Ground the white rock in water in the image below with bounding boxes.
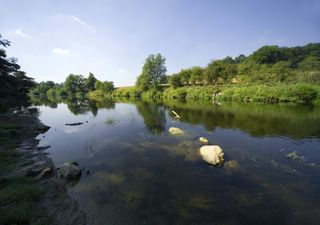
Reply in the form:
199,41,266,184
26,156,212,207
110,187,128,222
199,145,224,166
168,127,184,135
58,161,81,179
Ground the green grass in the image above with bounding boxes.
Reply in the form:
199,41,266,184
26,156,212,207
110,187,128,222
0,121,51,225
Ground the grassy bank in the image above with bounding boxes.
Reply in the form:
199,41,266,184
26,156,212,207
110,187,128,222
0,119,50,225
93,83,320,105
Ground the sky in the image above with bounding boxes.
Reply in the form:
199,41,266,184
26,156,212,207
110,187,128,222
1,0,319,86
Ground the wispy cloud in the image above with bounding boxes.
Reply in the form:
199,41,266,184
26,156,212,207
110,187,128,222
9,28,31,38
53,14,95,31
52,48,71,55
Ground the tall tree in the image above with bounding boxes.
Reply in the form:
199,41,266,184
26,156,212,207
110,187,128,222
136,53,167,91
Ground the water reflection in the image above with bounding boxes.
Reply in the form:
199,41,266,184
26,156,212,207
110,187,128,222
135,101,166,134
163,99,320,139
34,97,320,225
31,95,115,116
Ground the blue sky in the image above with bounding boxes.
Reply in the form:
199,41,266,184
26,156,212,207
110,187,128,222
1,0,319,86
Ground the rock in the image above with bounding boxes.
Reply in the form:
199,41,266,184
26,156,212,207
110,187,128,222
35,166,52,180
168,127,184,135
286,151,305,162
231,77,239,84
57,161,81,179
199,145,224,166
25,160,51,176
199,137,209,143
224,160,239,170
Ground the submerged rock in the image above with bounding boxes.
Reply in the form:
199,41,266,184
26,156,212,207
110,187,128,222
286,151,306,162
224,160,239,170
168,127,184,135
57,161,81,179
199,145,224,166
199,137,209,143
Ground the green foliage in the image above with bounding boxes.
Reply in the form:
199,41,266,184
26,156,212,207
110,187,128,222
168,74,182,88
251,45,287,64
163,86,219,101
219,84,318,104
205,60,237,84
64,74,86,93
136,53,167,91
112,87,141,98
0,34,35,99
85,73,97,91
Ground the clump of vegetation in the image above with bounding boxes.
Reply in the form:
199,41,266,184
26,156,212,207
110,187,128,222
220,83,318,104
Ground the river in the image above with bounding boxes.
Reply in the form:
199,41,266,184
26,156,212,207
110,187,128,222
32,97,320,225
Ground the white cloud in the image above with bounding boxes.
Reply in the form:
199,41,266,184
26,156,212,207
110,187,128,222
53,14,95,31
52,48,71,55
10,28,31,38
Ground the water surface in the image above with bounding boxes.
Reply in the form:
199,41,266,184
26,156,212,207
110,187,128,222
34,97,320,225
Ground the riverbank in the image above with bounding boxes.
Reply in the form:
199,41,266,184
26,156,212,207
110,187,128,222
87,83,320,105
0,109,86,225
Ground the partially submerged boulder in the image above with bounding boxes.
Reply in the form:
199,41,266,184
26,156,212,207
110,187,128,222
199,145,224,166
57,161,81,179
168,127,184,135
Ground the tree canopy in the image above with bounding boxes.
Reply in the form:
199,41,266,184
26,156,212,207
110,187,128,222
136,53,167,91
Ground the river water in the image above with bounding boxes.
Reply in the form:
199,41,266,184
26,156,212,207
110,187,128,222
33,97,320,225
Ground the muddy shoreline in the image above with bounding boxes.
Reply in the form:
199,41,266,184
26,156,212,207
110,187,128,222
0,110,86,225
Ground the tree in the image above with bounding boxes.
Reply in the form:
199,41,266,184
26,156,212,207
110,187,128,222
136,53,167,91
94,80,114,92
299,56,320,71
169,74,182,88
0,34,20,77
13,71,35,93
86,73,97,91
103,81,115,92
190,66,204,84
179,69,192,85
64,74,86,93
94,80,104,90
0,34,35,98
251,45,287,64
234,54,246,63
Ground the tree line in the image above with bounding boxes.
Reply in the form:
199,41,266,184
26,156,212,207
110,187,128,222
167,43,320,88
30,42,320,103
30,73,115,98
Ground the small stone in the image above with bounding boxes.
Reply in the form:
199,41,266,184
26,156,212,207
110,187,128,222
168,127,184,135
199,137,208,143
57,161,81,179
